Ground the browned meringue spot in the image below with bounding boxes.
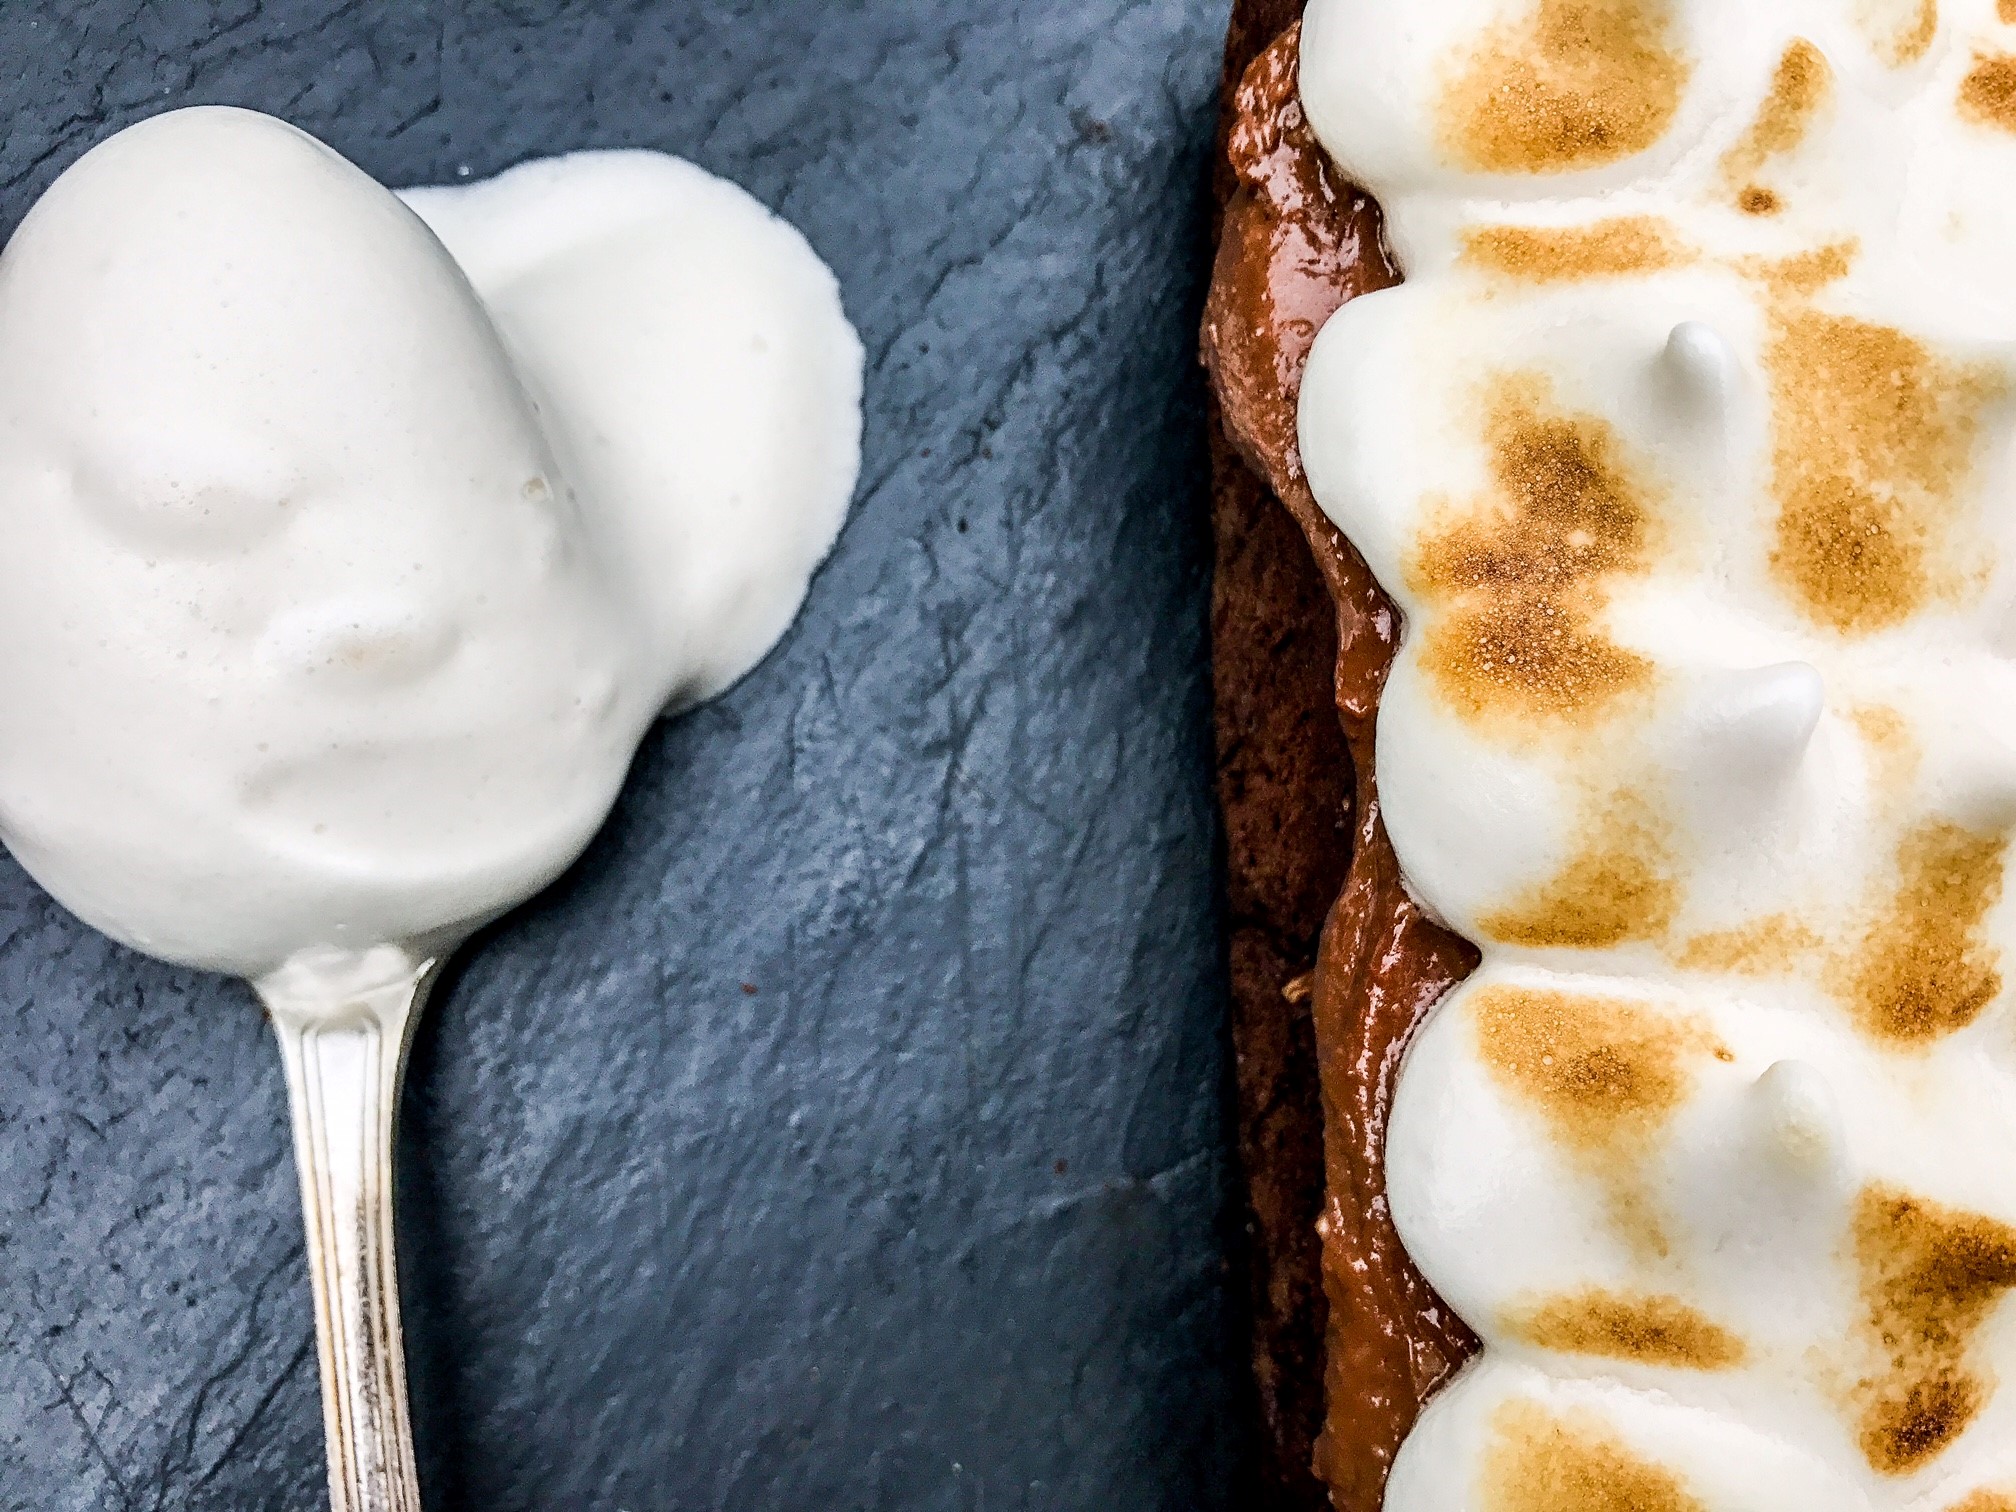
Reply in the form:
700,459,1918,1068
1861,0,1939,67
1503,1288,1747,1369
1483,791,1676,950
2003,0,2016,24
1676,913,1822,974
1950,1493,2016,1512
1833,820,2006,1046
1484,1399,1707,1512
1722,40,1833,214
1411,373,1659,729
1472,985,1727,1154
1739,238,1858,298
1472,971,1729,1261
1851,1185,2016,1475
1960,54,2016,133
1766,310,2001,635
1439,0,1690,175
1462,217,1687,282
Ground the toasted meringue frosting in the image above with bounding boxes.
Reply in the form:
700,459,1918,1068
1299,1,2016,1504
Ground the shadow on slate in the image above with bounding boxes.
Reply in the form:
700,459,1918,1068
0,2,1242,1508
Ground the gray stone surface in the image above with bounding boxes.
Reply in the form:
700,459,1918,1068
0,2,1240,1509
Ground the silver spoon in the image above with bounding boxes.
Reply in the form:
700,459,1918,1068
257,945,444,1512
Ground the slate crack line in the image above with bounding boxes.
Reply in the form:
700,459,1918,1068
37,1349,132,1507
193,1327,316,1491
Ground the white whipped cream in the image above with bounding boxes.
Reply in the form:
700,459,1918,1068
0,108,861,985
1298,1,2016,1505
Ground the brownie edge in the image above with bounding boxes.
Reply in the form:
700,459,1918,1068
1207,5,1350,1506
1209,403,1351,1511
1204,5,1484,1508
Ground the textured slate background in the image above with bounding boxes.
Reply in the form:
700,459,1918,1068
0,2,1240,1508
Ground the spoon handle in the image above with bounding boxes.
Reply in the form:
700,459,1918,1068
263,958,436,1512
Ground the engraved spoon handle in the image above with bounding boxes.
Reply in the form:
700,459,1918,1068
261,955,437,1512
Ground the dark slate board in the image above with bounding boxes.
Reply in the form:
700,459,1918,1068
0,3,1241,1508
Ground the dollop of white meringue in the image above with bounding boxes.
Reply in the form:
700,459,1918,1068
1299,0,2016,1504
0,109,861,982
